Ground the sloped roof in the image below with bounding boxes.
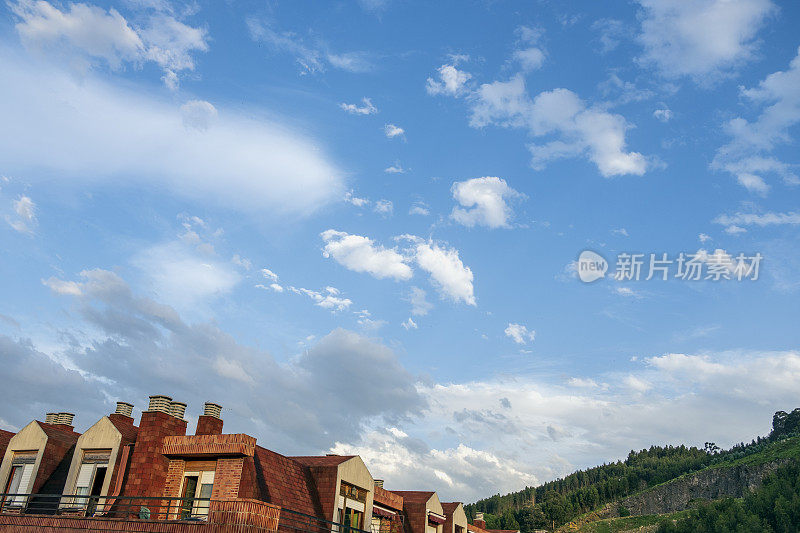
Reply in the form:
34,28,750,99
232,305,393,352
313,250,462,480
442,502,463,514
374,485,404,511
254,445,324,518
108,417,139,444
37,422,80,446
0,429,14,454
389,490,435,504
290,455,357,467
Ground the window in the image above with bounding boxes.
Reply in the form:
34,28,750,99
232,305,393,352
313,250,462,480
72,449,111,513
2,451,36,507
180,468,214,519
340,507,364,532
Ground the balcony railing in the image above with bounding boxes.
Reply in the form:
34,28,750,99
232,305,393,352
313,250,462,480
0,492,368,533
0,492,212,521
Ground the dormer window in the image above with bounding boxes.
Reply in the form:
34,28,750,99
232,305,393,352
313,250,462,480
73,449,111,514
2,451,37,508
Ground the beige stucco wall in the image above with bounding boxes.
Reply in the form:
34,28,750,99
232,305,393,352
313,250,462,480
335,456,375,526
449,503,468,533
426,493,445,533
60,417,122,503
0,421,47,494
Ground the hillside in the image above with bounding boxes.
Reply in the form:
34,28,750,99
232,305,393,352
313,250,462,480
466,409,800,532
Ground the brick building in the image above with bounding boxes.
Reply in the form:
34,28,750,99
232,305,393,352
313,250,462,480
372,482,404,533
0,412,80,510
389,491,446,533
0,395,468,533
442,502,467,533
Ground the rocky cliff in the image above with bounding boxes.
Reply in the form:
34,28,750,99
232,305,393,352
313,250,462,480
610,460,787,517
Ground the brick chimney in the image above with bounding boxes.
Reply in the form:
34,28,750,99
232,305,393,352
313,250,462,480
123,395,187,498
50,412,75,430
109,401,135,426
474,512,486,529
195,402,223,436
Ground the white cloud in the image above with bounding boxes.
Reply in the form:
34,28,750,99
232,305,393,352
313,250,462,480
384,162,405,174
653,108,673,122
592,18,626,53
6,195,38,234
623,374,652,393
246,18,371,75
713,48,800,192
340,97,378,115
131,241,240,309
344,191,370,208
713,211,800,228
450,177,521,229
289,286,352,312
504,323,535,344
407,286,432,316
470,76,647,177
513,47,545,72
413,241,475,305
409,202,429,216
42,277,83,296
401,317,417,330
699,233,712,243
11,0,207,89
611,227,629,237
321,230,412,281
426,64,472,96
374,199,394,217
260,268,279,282
724,225,747,235
636,0,777,81
180,100,217,131
384,123,405,139
231,254,252,270
0,50,343,216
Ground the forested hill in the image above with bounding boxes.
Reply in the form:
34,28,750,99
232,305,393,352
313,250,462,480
464,408,800,532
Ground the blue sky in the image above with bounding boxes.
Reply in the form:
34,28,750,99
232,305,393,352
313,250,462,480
1,0,800,502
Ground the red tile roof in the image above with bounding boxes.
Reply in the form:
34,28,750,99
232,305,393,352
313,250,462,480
108,417,139,444
441,502,462,514
290,455,357,467
37,422,80,445
389,490,435,504
374,485,404,511
253,445,324,518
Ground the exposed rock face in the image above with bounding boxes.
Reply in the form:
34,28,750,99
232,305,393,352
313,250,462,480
612,461,787,517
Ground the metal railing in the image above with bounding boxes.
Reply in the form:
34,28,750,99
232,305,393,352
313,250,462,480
278,507,372,533
0,493,212,521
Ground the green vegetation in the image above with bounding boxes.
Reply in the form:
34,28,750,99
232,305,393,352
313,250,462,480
570,511,689,533
466,409,800,532
656,462,800,533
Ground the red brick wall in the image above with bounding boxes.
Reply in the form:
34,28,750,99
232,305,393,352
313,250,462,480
124,411,187,499
33,436,77,494
306,466,339,523
402,502,428,533
212,457,244,501
237,457,259,501
196,416,224,436
0,498,280,532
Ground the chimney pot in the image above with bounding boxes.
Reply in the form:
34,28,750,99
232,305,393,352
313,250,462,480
169,401,187,420
374,479,384,488
203,402,222,419
45,413,59,424
147,395,172,413
115,402,134,417
56,412,75,426
476,513,484,521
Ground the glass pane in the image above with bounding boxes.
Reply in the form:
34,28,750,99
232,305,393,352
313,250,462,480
181,477,198,519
